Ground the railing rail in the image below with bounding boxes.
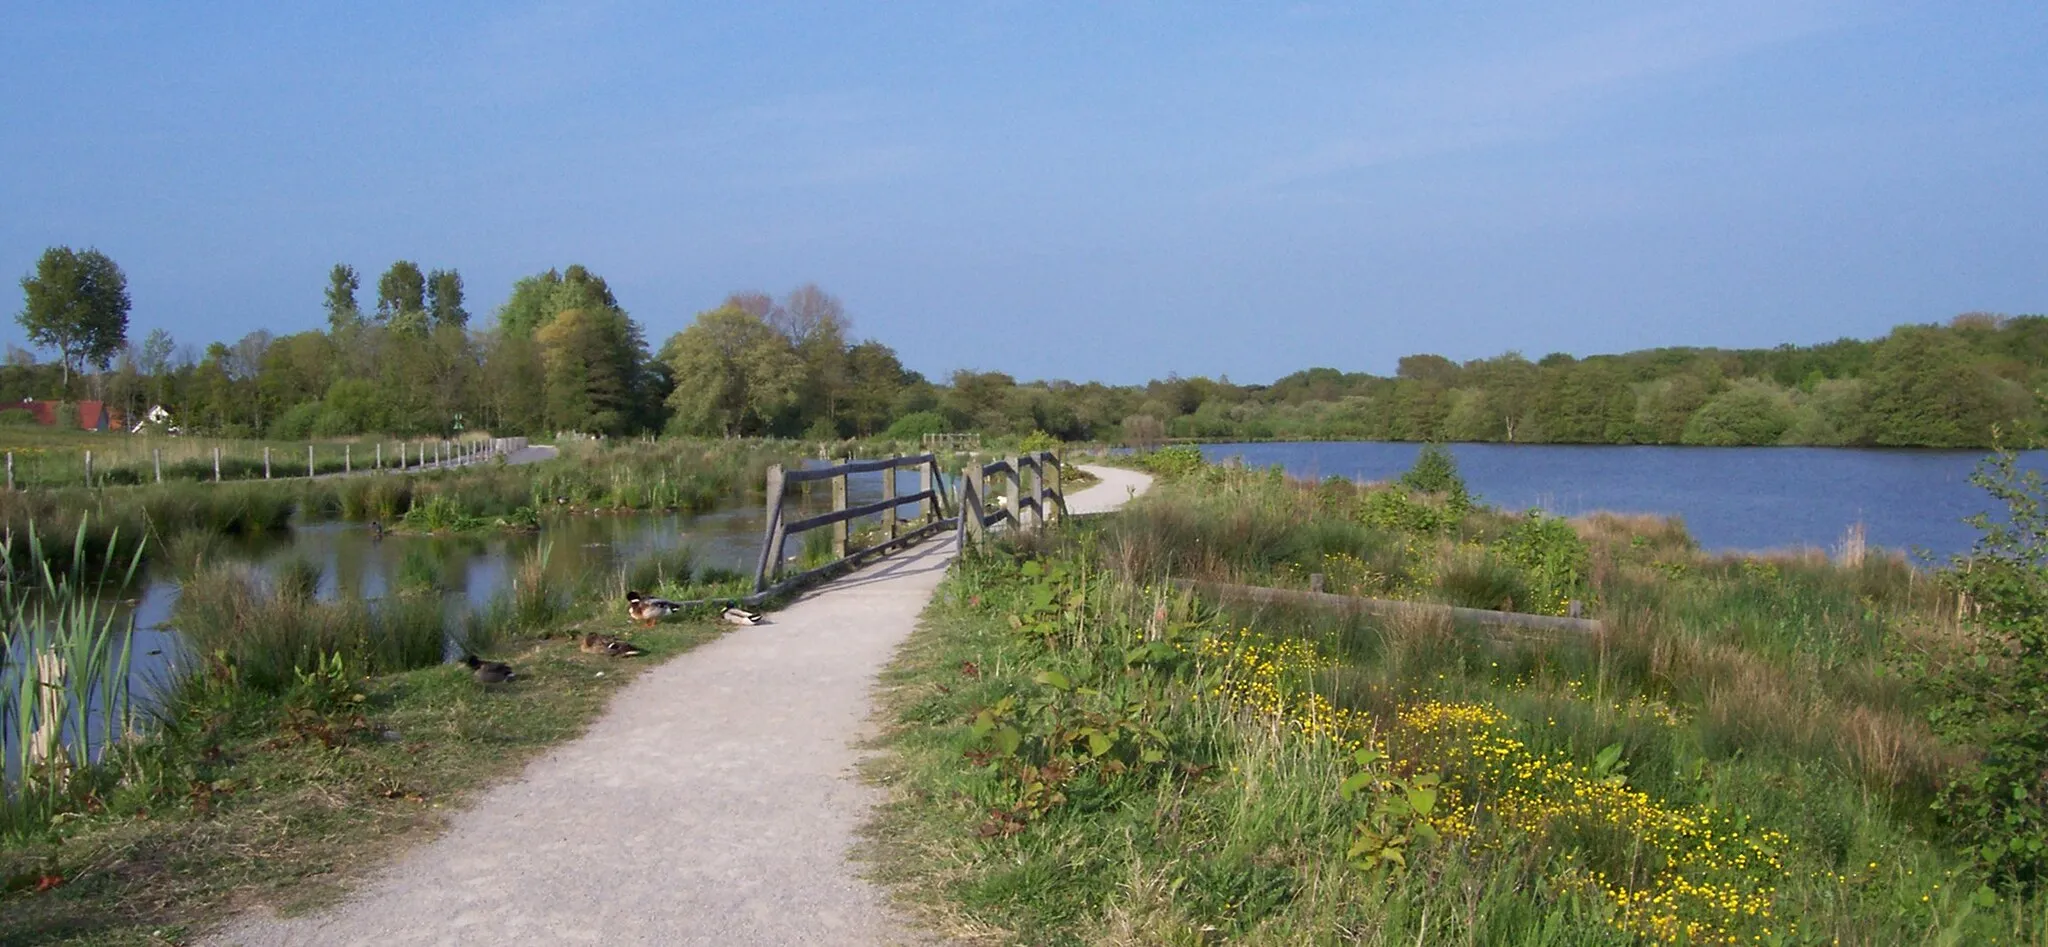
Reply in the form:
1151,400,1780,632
956,450,1064,547
750,453,955,597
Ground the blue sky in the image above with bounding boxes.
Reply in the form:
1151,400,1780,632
3,1,2044,384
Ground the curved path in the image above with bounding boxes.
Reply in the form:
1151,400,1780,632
210,464,1151,947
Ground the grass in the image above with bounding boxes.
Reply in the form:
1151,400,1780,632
860,460,2045,945
0,546,732,946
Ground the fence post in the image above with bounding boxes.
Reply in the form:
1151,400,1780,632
883,458,899,541
213,447,221,482
84,450,92,488
832,458,850,559
5,451,12,490
920,459,935,525
1048,452,1063,520
1029,454,1044,531
1006,454,1020,529
752,464,786,593
307,444,314,478
376,442,382,471
968,463,987,546
345,444,351,474
264,446,271,479
154,448,161,484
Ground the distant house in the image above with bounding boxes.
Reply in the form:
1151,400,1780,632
4,400,57,426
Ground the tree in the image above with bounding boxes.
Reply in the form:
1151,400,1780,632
427,269,468,329
844,340,910,436
660,305,801,436
1681,380,1795,446
536,308,643,435
1864,326,2002,447
375,261,426,322
325,264,362,332
497,265,617,338
17,246,130,387
1121,414,1166,449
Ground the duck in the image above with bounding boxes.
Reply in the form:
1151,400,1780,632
722,606,763,626
626,590,683,627
580,632,644,657
463,654,515,684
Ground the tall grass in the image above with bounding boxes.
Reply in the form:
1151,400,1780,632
173,563,450,694
864,464,2039,944
1,520,144,839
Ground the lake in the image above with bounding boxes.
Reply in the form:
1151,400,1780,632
1196,442,2041,558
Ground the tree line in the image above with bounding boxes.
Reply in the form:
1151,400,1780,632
8,246,2044,448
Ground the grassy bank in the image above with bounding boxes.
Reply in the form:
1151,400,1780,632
862,455,2043,944
0,539,745,946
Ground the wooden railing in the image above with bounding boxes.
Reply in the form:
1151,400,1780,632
750,453,953,596
956,450,1064,547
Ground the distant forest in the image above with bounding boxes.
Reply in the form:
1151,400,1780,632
6,250,2043,449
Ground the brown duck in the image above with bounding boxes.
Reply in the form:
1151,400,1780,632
580,632,644,657
463,654,515,684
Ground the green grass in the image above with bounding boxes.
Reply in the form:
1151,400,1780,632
860,464,2046,945
0,558,730,947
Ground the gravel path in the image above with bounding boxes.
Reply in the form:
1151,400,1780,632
209,464,1150,947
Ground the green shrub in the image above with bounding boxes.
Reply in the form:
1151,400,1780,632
1493,510,1589,615
883,411,949,440
1915,449,2048,888
1143,445,1206,479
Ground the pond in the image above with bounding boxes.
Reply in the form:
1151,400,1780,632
1197,442,2044,558
59,466,945,718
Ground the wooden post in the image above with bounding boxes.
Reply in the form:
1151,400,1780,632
264,446,271,479
967,463,987,545
84,450,92,487
153,448,161,484
753,464,786,592
7,451,16,490
1028,454,1044,531
1048,452,1063,520
376,442,382,470
213,447,221,482
831,458,850,559
1006,454,1020,529
919,459,935,524
307,444,314,478
883,458,899,541
1309,573,1326,594
345,444,351,473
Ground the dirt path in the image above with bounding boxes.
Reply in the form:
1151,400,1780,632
208,464,1150,947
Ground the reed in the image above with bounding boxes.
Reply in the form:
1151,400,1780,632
173,561,454,694
1,520,144,839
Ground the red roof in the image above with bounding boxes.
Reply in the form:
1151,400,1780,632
77,401,107,431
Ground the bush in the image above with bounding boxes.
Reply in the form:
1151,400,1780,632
1493,510,1590,615
1019,429,1060,454
1399,444,1465,496
1916,449,2048,887
883,411,948,440
270,402,322,440
1143,445,1206,479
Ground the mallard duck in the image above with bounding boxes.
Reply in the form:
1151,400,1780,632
369,520,385,541
722,606,762,626
626,590,682,627
580,632,644,657
463,654,515,684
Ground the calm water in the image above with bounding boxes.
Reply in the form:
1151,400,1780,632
1198,442,2044,557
